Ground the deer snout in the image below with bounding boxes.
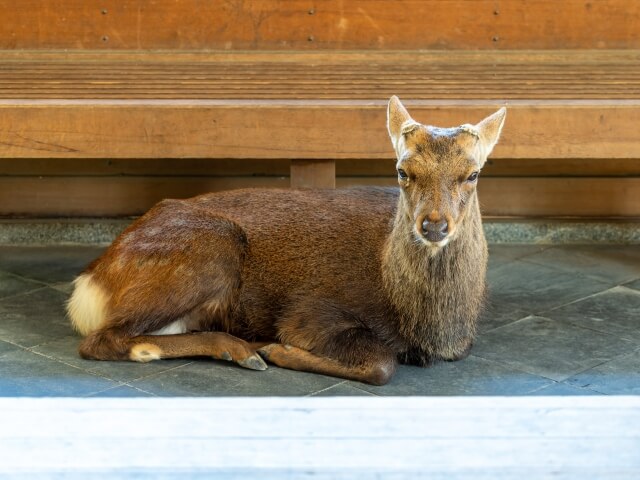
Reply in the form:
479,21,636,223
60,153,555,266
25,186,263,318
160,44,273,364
421,218,449,243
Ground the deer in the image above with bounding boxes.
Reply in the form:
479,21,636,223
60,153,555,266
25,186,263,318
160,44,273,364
67,96,506,386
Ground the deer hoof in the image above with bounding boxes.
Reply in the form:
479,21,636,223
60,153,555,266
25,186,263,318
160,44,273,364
239,353,268,371
256,343,278,360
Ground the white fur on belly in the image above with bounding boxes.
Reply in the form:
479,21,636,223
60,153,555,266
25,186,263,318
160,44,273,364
66,274,109,337
149,318,189,336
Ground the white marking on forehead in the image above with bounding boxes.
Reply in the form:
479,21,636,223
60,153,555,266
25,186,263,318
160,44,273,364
400,120,421,135
458,124,480,138
426,124,480,139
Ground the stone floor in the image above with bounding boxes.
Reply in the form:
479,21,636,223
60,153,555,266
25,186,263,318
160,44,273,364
0,244,638,397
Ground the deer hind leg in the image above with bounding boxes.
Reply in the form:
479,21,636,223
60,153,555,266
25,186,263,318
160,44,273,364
75,202,262,366
79,329,266,370
260,300,397,385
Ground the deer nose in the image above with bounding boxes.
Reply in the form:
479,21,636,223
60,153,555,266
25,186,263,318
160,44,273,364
421,218,449,242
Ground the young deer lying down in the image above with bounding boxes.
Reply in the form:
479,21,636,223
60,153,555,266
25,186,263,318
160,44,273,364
67,97,506,385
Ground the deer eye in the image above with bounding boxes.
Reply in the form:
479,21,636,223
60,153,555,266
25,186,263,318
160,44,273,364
397,169,409,180
467,171,479,182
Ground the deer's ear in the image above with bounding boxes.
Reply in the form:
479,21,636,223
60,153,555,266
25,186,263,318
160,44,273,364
475,107,506,157
387,96,418,150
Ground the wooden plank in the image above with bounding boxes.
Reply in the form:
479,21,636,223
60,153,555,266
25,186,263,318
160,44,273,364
0,158,291,176
347,177,640,217
1,50,639,100
0,1,638,50
0,397,638,478
290,159,336,188
481,158,640,178
0,176,638,217
478,178,640,217
2,49,638,65
0,176,288,217
2,397,639,439
1,100,639,160
1,157,639,178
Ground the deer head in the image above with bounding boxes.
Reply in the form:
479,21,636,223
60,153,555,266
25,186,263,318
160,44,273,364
387,96,506,249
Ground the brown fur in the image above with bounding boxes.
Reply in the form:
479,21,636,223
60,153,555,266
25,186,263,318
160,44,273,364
67,97,506,386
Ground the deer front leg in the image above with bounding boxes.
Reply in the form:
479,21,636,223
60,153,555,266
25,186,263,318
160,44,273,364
258,342,396,386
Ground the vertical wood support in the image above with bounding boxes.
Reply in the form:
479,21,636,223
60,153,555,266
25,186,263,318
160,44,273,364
290,159,336,189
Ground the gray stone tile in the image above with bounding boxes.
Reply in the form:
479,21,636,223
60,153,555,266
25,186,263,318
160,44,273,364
0,246,104,284
566,349,640,395
625,277,640,291
529,382,602,396
544,286,640,345
523,245,640,284
31,335,192,383
355,355,552,396
0,339,20,358
478,301,530,333
309,382,376,396
487,244,551,269
50,282,74,294
0,287,74,347
487,260,610,315
131,361,341,397
0,270,44,300
472,316,636,381
0,349,117,396
87,385,156,397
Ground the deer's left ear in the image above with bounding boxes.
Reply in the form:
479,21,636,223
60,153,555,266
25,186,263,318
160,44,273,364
474,107,506,157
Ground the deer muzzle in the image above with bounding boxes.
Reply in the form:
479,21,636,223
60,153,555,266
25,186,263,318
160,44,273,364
421,218,449,243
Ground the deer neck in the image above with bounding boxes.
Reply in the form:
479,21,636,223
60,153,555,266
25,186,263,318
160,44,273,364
381,192,487,354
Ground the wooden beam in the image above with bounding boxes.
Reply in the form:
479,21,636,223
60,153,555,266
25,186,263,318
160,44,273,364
290,160,336,188
478,177,640,217
0,1,638,50
0,397,638,477
1,157,639,178
0,176,638,217
1,100,639,160
347,177,640,218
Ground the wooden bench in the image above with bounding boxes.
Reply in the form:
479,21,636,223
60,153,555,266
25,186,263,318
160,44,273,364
0,0,638,217
2,397,640,477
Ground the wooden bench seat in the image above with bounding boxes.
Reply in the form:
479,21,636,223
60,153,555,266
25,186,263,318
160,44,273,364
1,50,639,218
2,50,640,161
1,50,639,100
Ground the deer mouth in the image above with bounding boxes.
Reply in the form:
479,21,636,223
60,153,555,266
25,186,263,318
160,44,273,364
423,231,448,243
414,228,451,249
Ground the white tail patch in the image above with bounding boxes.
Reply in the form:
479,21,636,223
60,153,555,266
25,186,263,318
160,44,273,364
66,274,110,337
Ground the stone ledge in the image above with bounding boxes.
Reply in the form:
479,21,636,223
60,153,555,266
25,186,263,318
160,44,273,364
0,218,638,246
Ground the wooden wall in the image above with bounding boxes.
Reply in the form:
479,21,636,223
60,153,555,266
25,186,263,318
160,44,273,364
1,0,638,50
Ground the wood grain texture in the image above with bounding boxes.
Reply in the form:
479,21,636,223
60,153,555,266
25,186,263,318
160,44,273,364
1,100,639,160
0,176,637,217
0,397,638,478
0,1,638,50
1,50,639,100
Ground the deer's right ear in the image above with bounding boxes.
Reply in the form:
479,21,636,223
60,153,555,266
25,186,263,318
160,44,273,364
387,96,418,151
